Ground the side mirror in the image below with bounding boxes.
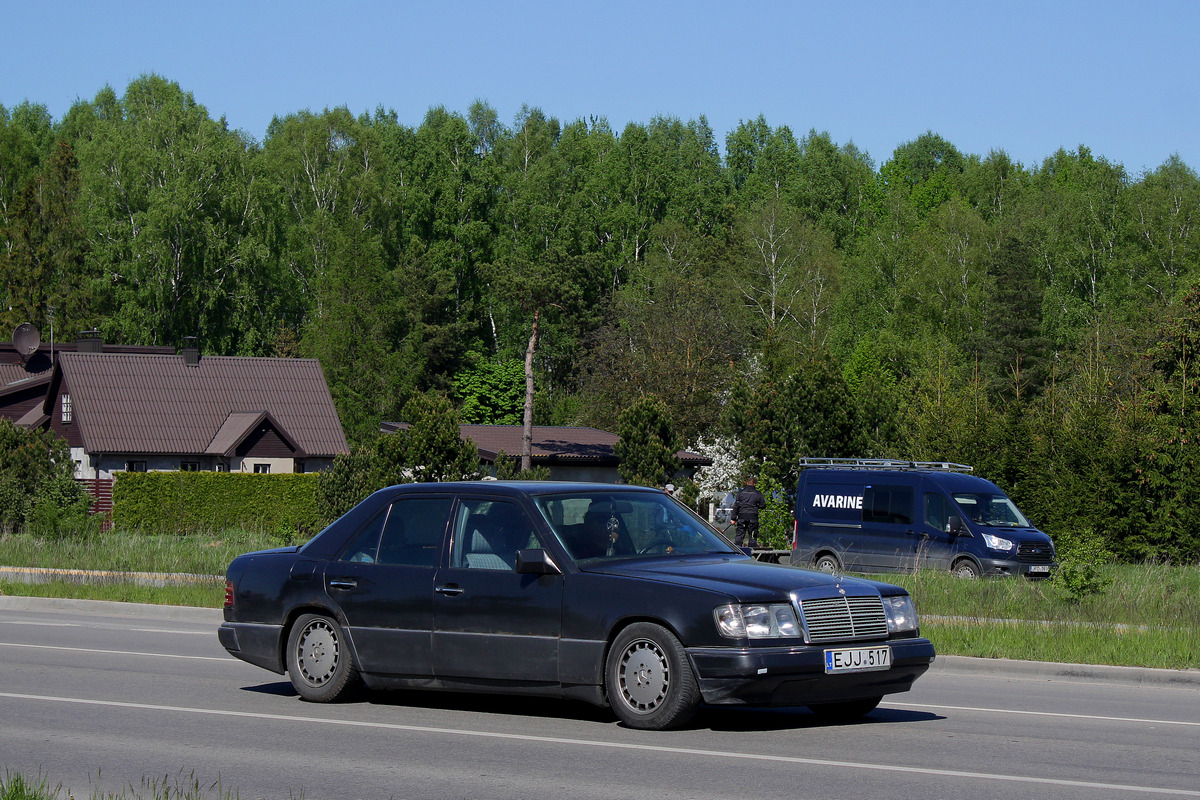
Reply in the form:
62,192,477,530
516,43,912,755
515,548,562,575
945,515,968,537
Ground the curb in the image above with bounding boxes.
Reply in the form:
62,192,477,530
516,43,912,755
0,565,221,587
0,594,221,623
929,653,1200,689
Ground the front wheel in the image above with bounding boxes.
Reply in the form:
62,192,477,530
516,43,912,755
606,623,699,730
286,613,359,702
952,558,981,579
807,696,881,721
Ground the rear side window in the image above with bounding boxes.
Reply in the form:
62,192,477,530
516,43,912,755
863,485,913,525
339,496,452,567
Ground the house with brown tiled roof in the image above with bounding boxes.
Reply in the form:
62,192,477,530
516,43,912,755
19,340,348,481
2,328,173,424
382,422,711,483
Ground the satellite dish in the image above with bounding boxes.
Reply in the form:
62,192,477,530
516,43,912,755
13,323,40,357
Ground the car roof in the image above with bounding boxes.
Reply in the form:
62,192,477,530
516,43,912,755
385,481,666,498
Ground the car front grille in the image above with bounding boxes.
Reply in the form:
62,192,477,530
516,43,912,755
1017,542,1055,563
798,595,889,643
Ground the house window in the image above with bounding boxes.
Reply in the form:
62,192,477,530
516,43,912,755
125,461,147,472
253,463,271,474
181,461,200,472
295,461,306,474
214,462,229,473
61,394,72,423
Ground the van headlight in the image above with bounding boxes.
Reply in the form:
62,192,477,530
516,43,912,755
714,603,802,639
981,533,1014,551
883,595,919,634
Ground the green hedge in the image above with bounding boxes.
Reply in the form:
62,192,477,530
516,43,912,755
112,472,321,538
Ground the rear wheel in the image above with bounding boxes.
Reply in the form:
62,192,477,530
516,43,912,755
814,553,841,573
286,613,359,702
606,623,699,730
807,696,882,721
952,558,981,579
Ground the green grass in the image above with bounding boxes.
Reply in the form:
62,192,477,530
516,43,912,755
0,528,292,577
2,529,1199,670
0,769,241,800
888,564,1200,670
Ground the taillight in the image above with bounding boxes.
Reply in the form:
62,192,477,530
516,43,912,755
223,579,234,608
791,518,798,549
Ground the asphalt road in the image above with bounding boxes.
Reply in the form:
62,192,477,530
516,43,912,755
1,597,1198,800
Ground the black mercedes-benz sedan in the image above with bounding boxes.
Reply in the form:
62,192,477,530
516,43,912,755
219,481,935,730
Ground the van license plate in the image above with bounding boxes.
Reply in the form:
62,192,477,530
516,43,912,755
825,646,891,674
1028,565,1051,574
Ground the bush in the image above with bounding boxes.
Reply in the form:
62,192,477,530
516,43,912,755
1053,526,1114,603
112,472,320,541
0,420,89,534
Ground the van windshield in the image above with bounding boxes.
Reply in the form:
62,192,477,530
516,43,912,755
951,493,1031,528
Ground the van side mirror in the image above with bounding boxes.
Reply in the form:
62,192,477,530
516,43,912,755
515,548,561,575
945,515,968,537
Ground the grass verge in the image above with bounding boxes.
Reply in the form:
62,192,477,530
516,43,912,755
2,530,1198,670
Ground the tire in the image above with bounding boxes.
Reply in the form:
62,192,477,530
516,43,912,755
807,696,882,721
286,613,359,702
952,558,981,579
814,553,841,573
605,623,699,730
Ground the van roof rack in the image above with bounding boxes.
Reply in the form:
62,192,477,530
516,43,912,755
800,457,974,473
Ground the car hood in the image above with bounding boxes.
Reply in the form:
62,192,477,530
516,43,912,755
580,556,900,601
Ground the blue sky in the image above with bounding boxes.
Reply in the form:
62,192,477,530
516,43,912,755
3,0,1197,175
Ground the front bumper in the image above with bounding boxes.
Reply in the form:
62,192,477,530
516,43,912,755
979,557,1056,579
687,636,935,706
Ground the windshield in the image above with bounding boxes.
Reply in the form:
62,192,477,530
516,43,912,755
951,492,1031,528
533,491,740,562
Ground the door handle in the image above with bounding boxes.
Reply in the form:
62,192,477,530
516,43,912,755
327,578,358,590
435,584,464,596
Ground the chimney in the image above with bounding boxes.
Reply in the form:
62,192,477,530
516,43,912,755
181,336,200,367
76,329,103,353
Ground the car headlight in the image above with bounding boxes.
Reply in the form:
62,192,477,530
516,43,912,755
981,533,1014,551
883,594,919,635
714,603,802,639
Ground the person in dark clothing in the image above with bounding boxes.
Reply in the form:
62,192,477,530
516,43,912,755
732,476,766,548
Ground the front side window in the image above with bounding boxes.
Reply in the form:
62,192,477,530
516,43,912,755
535,492,736,562
924,493,951,531
452,498,540,570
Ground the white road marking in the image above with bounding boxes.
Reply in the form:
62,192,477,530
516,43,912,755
0,642,232,662
889,701,1200,727
0,691,1197,797
0,620,79,627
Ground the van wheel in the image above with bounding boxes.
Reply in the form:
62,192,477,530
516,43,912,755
814,554,841,573
952,558,981,579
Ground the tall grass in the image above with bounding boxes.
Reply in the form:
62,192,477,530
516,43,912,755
888,564,1200,669
0,527,299,577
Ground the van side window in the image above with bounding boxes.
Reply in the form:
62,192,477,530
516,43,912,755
925,493,951,532
863,485,913,525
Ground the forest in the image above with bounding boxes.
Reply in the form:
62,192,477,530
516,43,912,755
3,74,1200,563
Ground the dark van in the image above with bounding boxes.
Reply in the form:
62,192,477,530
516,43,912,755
792,459,1056,578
